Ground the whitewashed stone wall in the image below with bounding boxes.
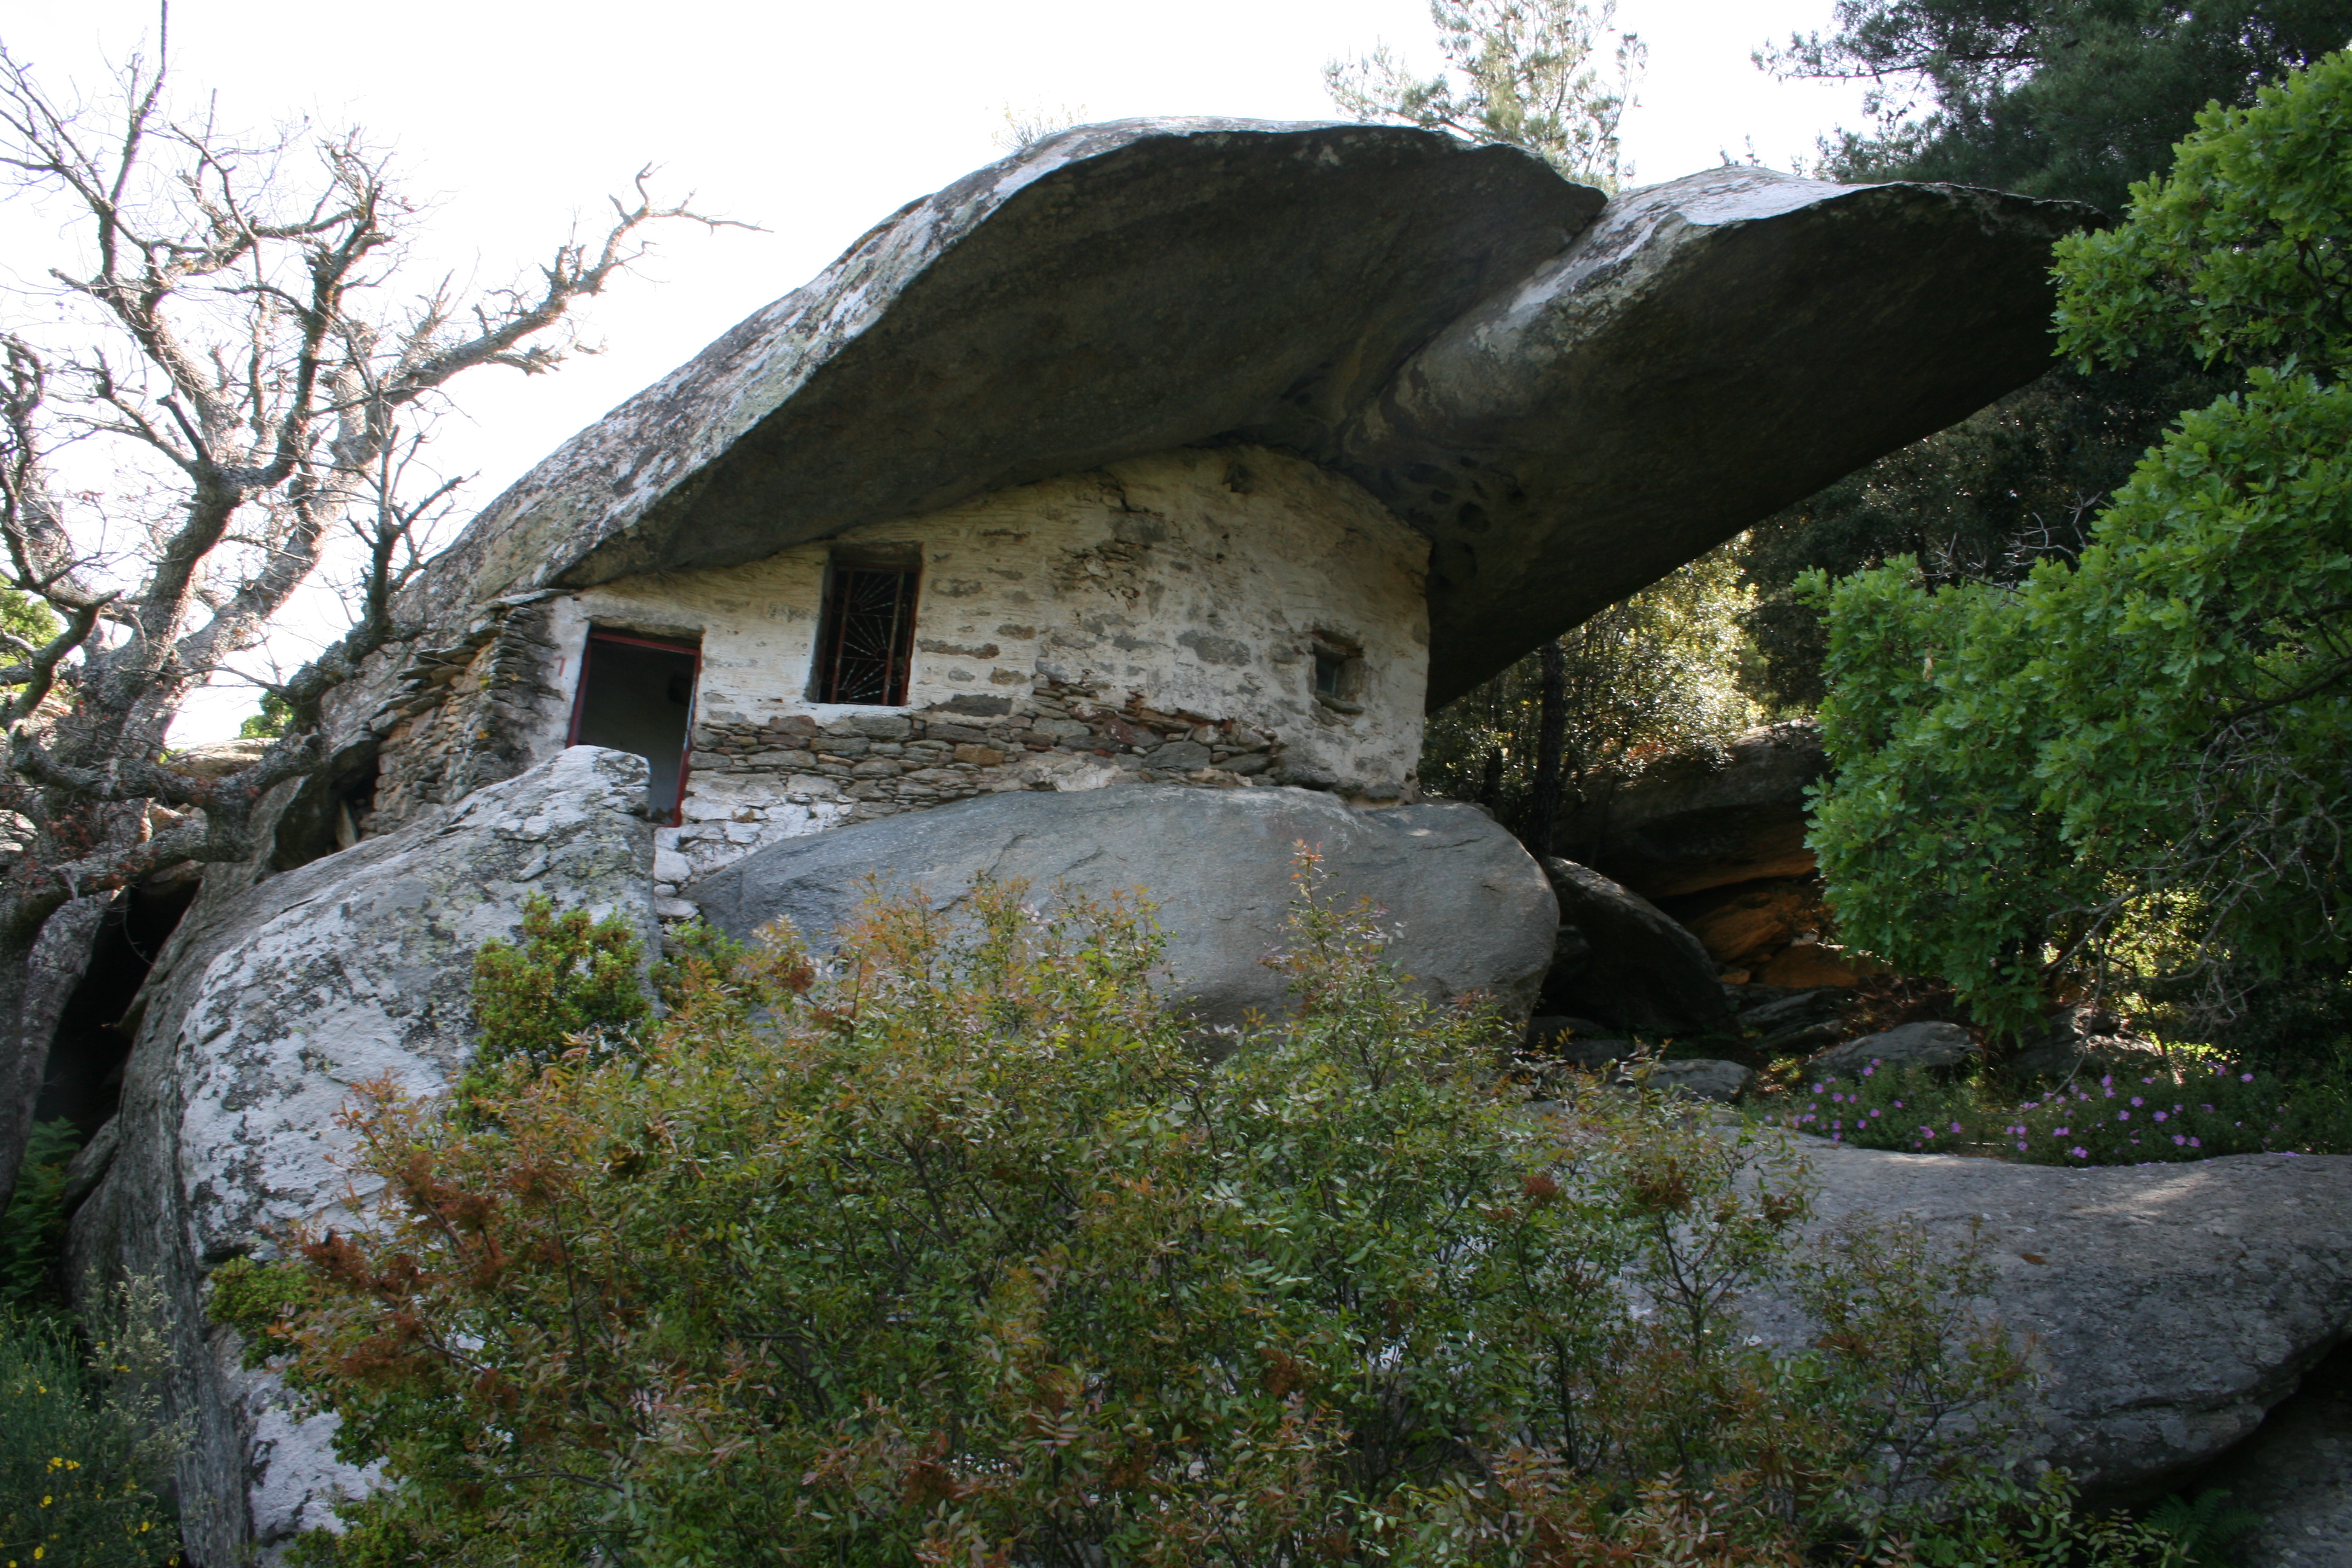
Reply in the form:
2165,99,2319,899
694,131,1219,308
368,446,1431,897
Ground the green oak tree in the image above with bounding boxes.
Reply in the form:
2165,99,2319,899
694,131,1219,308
1806,52,2352,1038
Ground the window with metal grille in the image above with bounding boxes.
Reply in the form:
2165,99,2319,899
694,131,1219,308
813,561,920,705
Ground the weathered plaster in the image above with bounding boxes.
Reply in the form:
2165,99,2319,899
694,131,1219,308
371,446,1429,892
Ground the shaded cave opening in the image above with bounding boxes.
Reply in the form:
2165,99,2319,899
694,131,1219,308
34,875,202,1136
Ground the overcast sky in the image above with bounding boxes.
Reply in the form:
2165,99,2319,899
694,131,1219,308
1,0,1881,740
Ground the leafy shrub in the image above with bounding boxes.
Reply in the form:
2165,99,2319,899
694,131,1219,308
253,870,2205,1565
0,1122,80,1312
1,1279,183,1567
466,893,648,1073
1768,1056,2352,1163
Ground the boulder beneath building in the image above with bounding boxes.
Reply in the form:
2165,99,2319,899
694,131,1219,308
1537,858,1735,1039
1743,1141,2352,1498
68,746,659,1567
682,783,1558,1030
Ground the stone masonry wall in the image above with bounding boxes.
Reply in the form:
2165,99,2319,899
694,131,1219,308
659,679,1281,909
362,445,1432,891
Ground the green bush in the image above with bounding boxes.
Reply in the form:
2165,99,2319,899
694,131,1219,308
1,1279,183,1567
232,865,2221,1566
466,893,649,1074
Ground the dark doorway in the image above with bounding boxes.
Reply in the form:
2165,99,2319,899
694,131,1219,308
813,561,919,705
568,630,701,822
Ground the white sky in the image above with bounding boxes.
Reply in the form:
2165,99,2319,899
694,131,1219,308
0,0,1878,740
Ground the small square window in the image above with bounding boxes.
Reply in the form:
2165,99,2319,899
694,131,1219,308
814,559,920,705
1313,650,1344,698
1308,635,1366,714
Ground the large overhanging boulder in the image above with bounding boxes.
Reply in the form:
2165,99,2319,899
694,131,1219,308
407,119,2090,707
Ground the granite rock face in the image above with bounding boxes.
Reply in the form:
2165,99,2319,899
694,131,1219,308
68,747,658,1566
1746,1142,2352,1498
1568,720,1827,900
1806,1020,1978,1080
1538,858,1735,1039
681,783,1558,1030
2187,1341,2352,1566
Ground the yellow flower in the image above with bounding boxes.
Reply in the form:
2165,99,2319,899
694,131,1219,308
40,1495,50,1507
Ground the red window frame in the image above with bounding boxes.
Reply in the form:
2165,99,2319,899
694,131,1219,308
566,628,703,826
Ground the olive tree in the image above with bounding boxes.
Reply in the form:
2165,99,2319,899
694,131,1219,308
0,19,737,1213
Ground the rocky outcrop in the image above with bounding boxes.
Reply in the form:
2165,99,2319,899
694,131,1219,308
1747,1142,2352,1498
1538,858,1735,1039
682,783,1557,1030
1805,1020,1978,1080
2187,1341,2352,1565
68,747,658,1566
1569,722,1826,900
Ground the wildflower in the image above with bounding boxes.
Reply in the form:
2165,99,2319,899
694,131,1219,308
2189,1138,2201,1148
2117,1111,2131,1121
2016,1141,2028,1152
1870,1108,1882,1117
2131,1096,2144,1106
2173,1135,2186,1146
2054,1127,2069,1137
2242,1073,2255,1082
2153,1111,2167,1123
2070,1146,2088,1158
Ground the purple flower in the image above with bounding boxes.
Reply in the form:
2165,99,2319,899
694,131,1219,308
1950,1121,1963,1133
2153,1111,2167,1123
1813,1084,1826,1095
1863,1065,1876,1077
1870,1108,1883,1117
2016,1141,2028,1152
2189,1137,2202,1148
2117,1111,2131,1121
2241,1073,2255,1082
2173,1135,2186,1146
2131,1096,2144,1106
2070,1146,2088,1158
2055,1127,2070,1137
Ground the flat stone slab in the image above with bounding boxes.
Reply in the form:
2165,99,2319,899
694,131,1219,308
681,783,1558,1030
1744,1140,2352,1498
385,120,2089,711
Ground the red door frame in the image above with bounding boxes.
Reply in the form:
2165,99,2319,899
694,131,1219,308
566,628,704,826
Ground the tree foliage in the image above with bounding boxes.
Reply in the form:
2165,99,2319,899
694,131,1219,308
1420,546,1760,852
1325,0,1648,187
219,874,2091,1566
1807,53,2352,1033
1764,0,2352,216
1740,0,2348,711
